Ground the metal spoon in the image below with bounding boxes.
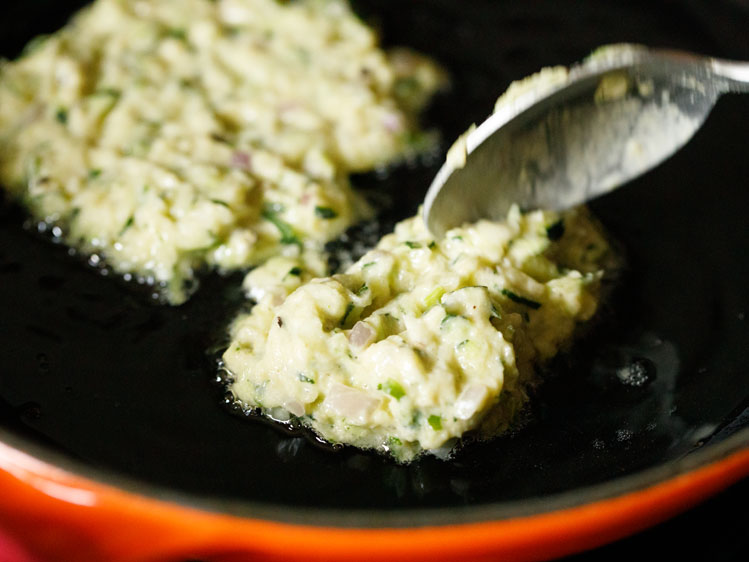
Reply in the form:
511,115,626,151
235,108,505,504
423,44,749,237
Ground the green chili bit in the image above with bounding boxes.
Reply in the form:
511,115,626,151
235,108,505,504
378,379,406,400
314,206,338,219
501,289,542,309
428,415,442,430
423,286,445,309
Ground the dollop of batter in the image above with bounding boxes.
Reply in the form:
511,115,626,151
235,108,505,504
0,0,443,303
224,205,614,461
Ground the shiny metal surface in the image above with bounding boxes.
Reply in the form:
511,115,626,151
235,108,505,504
424,44,749,237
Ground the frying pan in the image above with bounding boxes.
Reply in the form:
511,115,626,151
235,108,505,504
0,1,747,561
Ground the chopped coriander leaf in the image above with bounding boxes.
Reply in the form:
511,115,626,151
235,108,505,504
428,415,442,430
314,206,338,219
362,261,376,268
428,241,437,249
501,289,542,309
298,373,315,384
356,283,368,295
119,215,134,235
404,241,421,249
165,28,187,40
546,219,565,241
287,266,302,276
88,169,102,179
378,379,406,400
340,302,355,327
210,199,230,208
55,107,68,124
261,207,301,246
387,436,402,447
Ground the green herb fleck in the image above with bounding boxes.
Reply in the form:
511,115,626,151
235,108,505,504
340,302,355,327
501,289,542,309
165,28,187,40
387,436,402,447
356,283,368,295
211,199,230,208
55,107,68,125
546,219,565,241
378,379,406,400
287,266,302,276
362,261,376,268
88,169,102,179
404,241,421,249
298,374,315,384
119,215,134,235
314,206,338,219
262,207,301,246
428,415,442,430
457,339,470,349
428,241,437,250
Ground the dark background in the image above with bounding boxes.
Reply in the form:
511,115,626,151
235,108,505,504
0,1,747,560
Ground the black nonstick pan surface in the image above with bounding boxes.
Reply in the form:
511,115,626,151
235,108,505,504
0,0,747,550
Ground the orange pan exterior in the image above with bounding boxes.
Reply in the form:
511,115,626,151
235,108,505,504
0,439,747,562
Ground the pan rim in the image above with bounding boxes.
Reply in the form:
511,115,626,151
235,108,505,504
0,423,746,527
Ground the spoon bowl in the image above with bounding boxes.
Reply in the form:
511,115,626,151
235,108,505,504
423,44,749,237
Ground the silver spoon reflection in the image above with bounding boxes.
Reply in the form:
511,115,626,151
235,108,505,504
423,44,749,237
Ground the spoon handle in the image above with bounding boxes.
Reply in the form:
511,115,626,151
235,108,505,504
711,58,749,92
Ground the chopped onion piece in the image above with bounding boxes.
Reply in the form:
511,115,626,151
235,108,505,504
349,321,376,349
454,384,489,420
324,383,380,424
